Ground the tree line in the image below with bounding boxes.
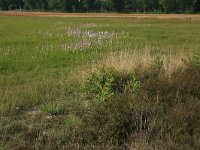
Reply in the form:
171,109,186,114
0,0,200,13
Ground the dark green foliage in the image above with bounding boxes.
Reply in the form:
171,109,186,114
1,0,200,12
0,0,23,10
85,66,140,103
193,0,200,12
112,0,125,12
8,4,16,10
159,0,178,12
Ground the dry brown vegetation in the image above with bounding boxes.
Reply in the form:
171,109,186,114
1,11,200,20
70,49,186,84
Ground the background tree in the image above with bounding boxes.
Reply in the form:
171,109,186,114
82,0,96,12
0,0,199,13
35,0,48,11
0,0,23,10
192,0,200,12
104,0,113,12
159,0,178,12
141,0,160,12
47,0,62,11
177,0,193,11
124,0,136,12
0,0,7,10
112,0,125,12
23,0,36,10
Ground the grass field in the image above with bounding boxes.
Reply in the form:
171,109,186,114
0,12,200,149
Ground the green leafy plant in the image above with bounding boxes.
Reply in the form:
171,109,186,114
85,67,141,104
127,73,141,94
85,66,115,103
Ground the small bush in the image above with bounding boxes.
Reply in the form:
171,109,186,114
85,67,115,103
81,67,151,146
81,93,153,146
84,66,141,104
172,54,200,99
2,55,200,149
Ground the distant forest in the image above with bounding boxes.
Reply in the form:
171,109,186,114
0,0,200,13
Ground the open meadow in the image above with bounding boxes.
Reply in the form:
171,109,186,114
0,12,200,149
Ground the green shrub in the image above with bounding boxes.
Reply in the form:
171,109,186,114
81,93,153,146
81,67,149,146
84,66,141,105
172,54,200,99
85,67,115,103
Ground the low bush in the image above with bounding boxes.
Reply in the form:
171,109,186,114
1,55,200,149
77,55,200,149
84,66,140,103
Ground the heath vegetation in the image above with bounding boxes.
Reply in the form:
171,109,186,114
0,16,200,149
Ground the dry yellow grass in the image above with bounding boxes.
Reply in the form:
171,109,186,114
102,50,184,75
70,48,186,84
1,11,200,20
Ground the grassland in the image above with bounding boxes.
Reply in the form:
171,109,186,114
0,13,200,149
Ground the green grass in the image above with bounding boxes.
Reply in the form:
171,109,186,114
0,16,200,149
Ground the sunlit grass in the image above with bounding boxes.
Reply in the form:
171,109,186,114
1,16,200,114
0,15,200,149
